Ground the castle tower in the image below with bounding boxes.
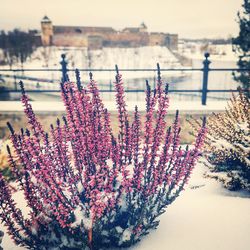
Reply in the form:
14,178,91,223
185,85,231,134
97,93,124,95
139,22,147,33
41,16,53,46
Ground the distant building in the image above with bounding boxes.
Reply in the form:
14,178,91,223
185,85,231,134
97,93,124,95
41,16,178,50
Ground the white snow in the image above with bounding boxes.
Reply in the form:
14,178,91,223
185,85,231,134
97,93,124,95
0,46,182,82
76,181,84,193
120,228,132,245
89,46,181,73
207,116,250,167
1,160,250,250
0,100,228,113
115,226,123,234
179,42,238,62
131,162,250,250
237,122,249,135
71,205,92,230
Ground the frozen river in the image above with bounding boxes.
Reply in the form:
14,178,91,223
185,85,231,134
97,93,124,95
1,58,239,103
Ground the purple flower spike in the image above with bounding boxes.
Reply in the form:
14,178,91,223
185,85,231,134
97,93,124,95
1,67,206,249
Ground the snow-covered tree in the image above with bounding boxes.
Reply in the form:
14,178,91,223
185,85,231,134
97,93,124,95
0,66,206,249
232,0,250,97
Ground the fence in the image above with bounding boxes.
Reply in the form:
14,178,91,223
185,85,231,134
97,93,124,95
0,53,248,105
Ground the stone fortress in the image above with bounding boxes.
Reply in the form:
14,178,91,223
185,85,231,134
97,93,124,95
41,16,178,51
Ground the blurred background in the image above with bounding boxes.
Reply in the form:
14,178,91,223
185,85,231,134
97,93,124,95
0,0,249,158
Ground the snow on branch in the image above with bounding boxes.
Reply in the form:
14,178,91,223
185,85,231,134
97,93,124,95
190,90,250,191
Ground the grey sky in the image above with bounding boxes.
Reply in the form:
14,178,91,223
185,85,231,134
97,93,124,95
1,0,242,38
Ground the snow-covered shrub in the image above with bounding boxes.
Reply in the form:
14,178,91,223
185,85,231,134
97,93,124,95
190,91,250,191
0,66,206,249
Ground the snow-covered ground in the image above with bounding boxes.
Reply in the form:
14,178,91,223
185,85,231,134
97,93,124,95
0,100,228,113
132,162,250,250
1,161,250,250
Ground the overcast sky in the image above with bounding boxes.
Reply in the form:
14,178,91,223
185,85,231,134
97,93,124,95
1,0,242,38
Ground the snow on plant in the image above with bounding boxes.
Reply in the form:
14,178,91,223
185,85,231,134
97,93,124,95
0,65,206,249
190,90,250,191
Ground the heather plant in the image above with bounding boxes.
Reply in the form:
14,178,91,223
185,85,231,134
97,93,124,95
190,91,250,191
0,65,206,249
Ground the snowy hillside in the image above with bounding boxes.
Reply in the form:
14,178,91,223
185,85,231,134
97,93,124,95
0,46,184,84
2,46,181,70
89,46,181,69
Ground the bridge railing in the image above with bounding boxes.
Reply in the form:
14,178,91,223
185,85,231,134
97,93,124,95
0,53,249,105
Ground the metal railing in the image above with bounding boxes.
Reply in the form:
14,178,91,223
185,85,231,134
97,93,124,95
0,53,249,105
